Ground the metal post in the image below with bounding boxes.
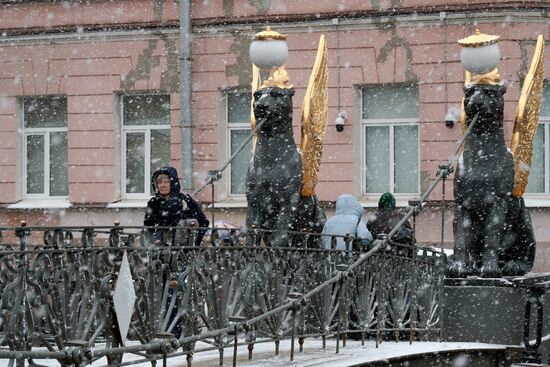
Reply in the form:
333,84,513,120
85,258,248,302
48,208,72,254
232,324,238,367
14,221,29,367
522,287,544,364
211,180,215,226
441,176,445,247
180,0,193,190
207,170,221,227
438,164,451,248
290,307,295,361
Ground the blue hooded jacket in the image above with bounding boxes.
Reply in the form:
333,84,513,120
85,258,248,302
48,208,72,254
321,194,373,250
144,166,209,245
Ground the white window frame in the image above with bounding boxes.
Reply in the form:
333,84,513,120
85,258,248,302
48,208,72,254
120,94,171,200
21,97,68,199
225,88,252,197
360,86,420,198
543,117,550,193
525,81,550,199
527,117,550,195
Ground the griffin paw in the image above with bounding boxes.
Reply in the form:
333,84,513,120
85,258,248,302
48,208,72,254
480,263,503,278
446,261,469,278
502,260,527,277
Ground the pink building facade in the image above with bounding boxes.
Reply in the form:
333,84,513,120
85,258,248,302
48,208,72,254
0,1,549,268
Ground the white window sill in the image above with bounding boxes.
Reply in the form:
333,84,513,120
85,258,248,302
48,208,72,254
107,199,148,208
361,196,550,208
8,199,72,209
206,198,248,209
107,198,248,209
524,197,550,208
359,195,420,208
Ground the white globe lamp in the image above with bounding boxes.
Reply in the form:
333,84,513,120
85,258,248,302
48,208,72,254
458,30,500,75
249,26,288,70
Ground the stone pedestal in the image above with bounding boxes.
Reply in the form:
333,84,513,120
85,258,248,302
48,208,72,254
442,277,527,344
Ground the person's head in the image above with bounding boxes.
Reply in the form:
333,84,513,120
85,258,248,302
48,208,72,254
151,166,181,197
155,173,171,197
378,192,396,209
335,194,363,217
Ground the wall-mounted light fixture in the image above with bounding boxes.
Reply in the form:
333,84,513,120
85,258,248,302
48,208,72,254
445,106,461,129
335,111,347,132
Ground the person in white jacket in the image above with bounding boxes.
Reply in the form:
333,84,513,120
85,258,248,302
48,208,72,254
321,194,373,250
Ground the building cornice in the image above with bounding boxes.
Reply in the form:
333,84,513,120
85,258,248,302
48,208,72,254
0,8,546,43
193,2,548,28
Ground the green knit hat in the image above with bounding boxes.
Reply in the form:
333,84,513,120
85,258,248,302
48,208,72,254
378,192,396,209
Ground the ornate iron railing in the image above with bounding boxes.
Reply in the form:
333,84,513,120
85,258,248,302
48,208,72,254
0,224,445,366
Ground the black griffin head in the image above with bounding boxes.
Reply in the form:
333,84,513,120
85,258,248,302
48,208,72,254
253,87,295,133
464,83,506,131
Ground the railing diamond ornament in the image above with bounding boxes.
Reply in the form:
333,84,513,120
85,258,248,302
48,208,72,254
113,251,136,345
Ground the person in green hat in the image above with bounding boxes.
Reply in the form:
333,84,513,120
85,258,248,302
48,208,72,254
366,192,414,247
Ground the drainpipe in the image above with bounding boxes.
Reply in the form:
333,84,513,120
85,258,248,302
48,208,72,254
180,0,193,190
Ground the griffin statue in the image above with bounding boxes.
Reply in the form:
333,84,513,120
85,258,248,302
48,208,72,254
447,33,544,278
246,30,328,246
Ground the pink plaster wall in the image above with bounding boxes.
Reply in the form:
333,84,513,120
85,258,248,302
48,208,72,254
0,1,548,259
0,33,191,203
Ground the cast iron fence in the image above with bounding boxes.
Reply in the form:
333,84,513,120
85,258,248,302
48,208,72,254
0,224,446,366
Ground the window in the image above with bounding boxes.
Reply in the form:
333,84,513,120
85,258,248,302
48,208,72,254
226,90,253,195
362,84,419,195
122,93,171,198
22,96,68,198
526,81,550,194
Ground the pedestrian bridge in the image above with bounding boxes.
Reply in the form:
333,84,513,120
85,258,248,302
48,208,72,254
0,224,446,366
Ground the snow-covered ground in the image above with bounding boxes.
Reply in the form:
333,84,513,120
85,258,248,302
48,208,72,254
2,339,514,367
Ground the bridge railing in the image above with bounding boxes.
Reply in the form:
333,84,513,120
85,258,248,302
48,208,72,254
0,224,445,366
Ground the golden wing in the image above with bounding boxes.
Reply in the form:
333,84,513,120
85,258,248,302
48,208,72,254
300,35,328,197
511,35,545,197
250,64,261,151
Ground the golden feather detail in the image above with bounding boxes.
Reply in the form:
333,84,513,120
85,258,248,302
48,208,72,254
261,66,293,89
300,35,328,197
511,35,545,197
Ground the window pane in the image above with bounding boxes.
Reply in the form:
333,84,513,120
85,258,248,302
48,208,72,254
27,135,44,194
126,133,145,193
150,129,171,174
124,94,170,126
526,124,545,193
228,92,251,124
362,85,418,119
394,125,418,193
230,129,252,194
365,126,390,193
50,132,68,196
541,83,550,117
24,97,67,128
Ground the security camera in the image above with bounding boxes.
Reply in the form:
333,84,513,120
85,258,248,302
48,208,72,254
445,106,460,129
335,111,347,132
